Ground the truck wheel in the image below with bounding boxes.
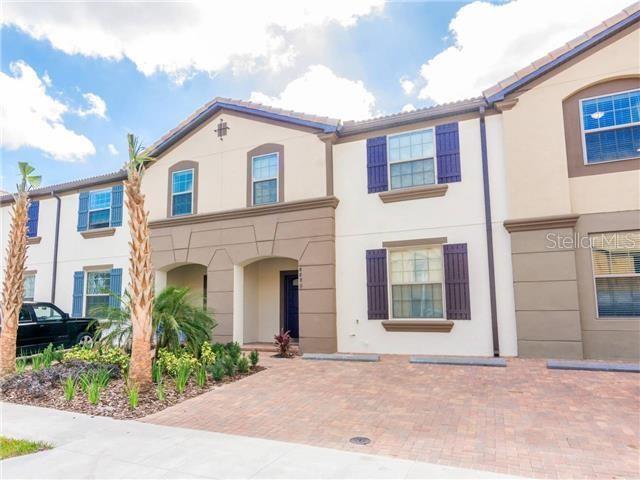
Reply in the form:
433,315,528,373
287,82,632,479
76,332,94,347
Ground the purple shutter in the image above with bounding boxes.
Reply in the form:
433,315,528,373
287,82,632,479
366,136,388,193
436,122,461,183
366,249,389,320
443,243,471,320
27,200,39,238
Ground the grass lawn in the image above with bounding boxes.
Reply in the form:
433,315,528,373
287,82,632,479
0,436,51,460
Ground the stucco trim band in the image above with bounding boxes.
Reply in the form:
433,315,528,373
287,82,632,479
504,214,580,233
382,320,454,332
379,184,448,203
80,228,116,239
149,196,340,229
382,237,447,248
26,236,42,245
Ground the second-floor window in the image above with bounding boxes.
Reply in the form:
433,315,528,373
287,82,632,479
88,189,111,229
388,129,435,190
252,153,279,205
171,169,194,216
580,89,640,164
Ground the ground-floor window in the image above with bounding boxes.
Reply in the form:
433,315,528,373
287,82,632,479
389,246,443,318
85,270,111,316
23,273,35,301
590,230,640,317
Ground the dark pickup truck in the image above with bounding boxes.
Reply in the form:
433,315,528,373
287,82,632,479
16,302,96,355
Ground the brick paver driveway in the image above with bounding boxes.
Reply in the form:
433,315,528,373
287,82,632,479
142,356,640,479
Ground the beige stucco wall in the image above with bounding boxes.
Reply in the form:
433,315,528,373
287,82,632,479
142,112,327,221
502,26,640,219
166,264,207,307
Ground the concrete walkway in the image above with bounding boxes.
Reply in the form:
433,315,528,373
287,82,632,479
1,403,518,479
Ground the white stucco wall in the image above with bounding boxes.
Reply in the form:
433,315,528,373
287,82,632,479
334,118,516,356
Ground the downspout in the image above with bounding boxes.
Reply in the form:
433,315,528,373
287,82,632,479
50,192,62,303
479,106,500,356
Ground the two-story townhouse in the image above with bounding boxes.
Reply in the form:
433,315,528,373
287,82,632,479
486,5,640,360
0,172,130,320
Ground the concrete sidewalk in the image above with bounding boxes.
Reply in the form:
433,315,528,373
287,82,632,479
1,403,519,479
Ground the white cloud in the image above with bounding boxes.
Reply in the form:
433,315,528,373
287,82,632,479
250,65,376,121
107,144,119,155
0,61,95,162
401,103,416,113
3,1,383,82
400,78,415,95
418,0,633,103
77,92,107,119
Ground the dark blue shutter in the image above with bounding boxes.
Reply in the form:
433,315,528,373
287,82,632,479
366,136,388,193
436,123,461,183
26,200,39,238
110,185,123,227
77,192,89,231
109,268,123,308
72,271,84,317
443,243,471,320
366,249,389,320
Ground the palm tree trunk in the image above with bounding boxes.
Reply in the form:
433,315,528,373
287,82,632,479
126,169,154,390
0,194,29,376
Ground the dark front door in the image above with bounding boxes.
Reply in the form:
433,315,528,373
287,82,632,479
282,271,299,339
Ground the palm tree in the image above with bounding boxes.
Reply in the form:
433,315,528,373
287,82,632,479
0,163,41,375
125,134,155,390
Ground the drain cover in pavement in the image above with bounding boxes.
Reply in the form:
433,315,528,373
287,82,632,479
349,436,371,445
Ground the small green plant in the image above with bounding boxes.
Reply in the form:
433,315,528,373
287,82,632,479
31,354,44,371
53,346,65,362
237,355,250,374
63,345,129,372
62,376,76,401
226,342,242,364
42,344,55,368
78,368,110,395
249,350,259,368
222,355,236,377
152,360,163,384
156,381,166,401
126,382,139,409
174,363,192,394
87,381,101,405
196,363,207,388
15,358,27,374
157,349,198,377
200,342,216,366
210,362,225,382
94,368,111,389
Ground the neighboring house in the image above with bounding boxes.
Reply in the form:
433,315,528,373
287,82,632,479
487,5,640,359
0,172,129,318
1,5,636,359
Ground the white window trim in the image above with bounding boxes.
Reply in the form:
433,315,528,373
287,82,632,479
88,188,112,230
386,244,446,321
590,231,640,319
251,152,280,205
579,88,640,166
171,168,194,216
85,269,111,316
386,127,438,191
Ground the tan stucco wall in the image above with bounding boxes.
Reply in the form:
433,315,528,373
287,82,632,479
166,264,207,307
569,171,640,214
142,112,327,221
502,25,640,219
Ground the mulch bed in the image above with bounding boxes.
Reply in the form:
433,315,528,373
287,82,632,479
1,362,266,420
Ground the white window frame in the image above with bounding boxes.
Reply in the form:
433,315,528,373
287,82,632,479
387,127,438,191
171,168,194,216
579,88,640,166
88,188,112,230
85,269,111,316
251,152,279,205
387,244,446,320
590,231,640,319
23,273,36,301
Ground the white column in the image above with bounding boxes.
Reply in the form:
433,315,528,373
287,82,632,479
154,270,167,293
232,264,244,345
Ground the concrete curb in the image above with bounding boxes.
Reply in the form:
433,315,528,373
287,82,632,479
547,360,640,373
302,353,380,362
410,356,507,367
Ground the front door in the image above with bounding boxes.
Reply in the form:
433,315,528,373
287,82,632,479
281,271,299,339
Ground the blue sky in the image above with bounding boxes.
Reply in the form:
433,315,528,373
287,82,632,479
0,0,630,190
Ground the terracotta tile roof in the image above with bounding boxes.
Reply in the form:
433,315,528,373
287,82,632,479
483,2,640,100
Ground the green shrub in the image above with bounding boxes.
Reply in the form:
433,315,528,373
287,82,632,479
87,381,101,405
152,360,163,384
174,363,192,394
211,343,226,357
196,363,207,388
249,350,259,368
237,355,249,374
15,358,27,374
209,362,225,382
156,381,166,401
222,355,236,377
53,346,65,362
63,345,129,372
31,354,44,371
200,342,216,366
78,368,110,394
42,344,55,368
226,342,242,363
62,376,76,401
126,383,139,409
157,349,198,377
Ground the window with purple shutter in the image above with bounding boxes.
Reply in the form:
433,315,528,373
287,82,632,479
436,123,461,183
27,200,39,238
443,243,471,319
366,249,389,319
366,136,388,193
